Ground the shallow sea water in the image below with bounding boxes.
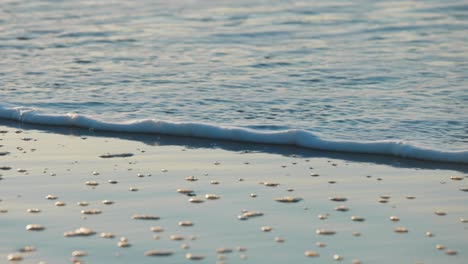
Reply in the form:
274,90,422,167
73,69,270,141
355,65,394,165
0,125,467,263
1,0,467,151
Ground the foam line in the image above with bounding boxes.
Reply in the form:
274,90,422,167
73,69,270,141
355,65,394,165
1,105,466,164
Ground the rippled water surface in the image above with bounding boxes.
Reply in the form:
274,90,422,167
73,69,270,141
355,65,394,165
1,0,467,150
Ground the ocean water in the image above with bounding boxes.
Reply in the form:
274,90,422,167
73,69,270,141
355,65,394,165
1,0,467,162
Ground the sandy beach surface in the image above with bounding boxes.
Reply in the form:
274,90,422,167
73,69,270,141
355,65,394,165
0,121,467,264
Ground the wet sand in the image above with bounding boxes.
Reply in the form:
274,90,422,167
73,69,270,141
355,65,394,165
0,121,467,264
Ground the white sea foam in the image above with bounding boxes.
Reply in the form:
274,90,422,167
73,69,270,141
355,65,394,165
0,104,466,164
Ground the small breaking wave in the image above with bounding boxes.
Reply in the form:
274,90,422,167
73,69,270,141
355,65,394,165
0,104,466,164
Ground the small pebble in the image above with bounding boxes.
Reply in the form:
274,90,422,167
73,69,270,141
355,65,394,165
434,211,446,216
217,248,233,253
19,246,36,253
205,194,220,200
250,193,257,198
239,211,264,220
77,201,89,206
64,227,96,237
334,205,349,212
263,182,280,187
460,218,468,223
185,176,198,181
178,221,194,227
318,214,329,220
145,250,174,257
333,254,343,261
85,181,98,186
102,200,114,205
426,231,434,237
72,251,87,257
450,176,463,181
118,241,131,248
436,244,446,250
237,247,247,252
445,249,457,255
27,208,41,213
100,232,115,239
275,237,285,243
316,242,326,247
81,209,101,215
108,180,118,184
304,251,319,257
46,195,58,200
170,235,184,241
132,214,160,220
55,201,66,206
274,196,302,203
394,227,408,233
92,171,100,175
186,253,205,260
7,254,23,261
329,197,347,202
351,216,365,222
189,198,204,203
129,187,138,191
150,226,164,232
177,189,194,194
316,229,336,235
389,216,400,222
261,226,273,232
26,224,45,231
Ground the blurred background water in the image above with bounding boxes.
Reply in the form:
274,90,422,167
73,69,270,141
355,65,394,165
1,0,467,150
